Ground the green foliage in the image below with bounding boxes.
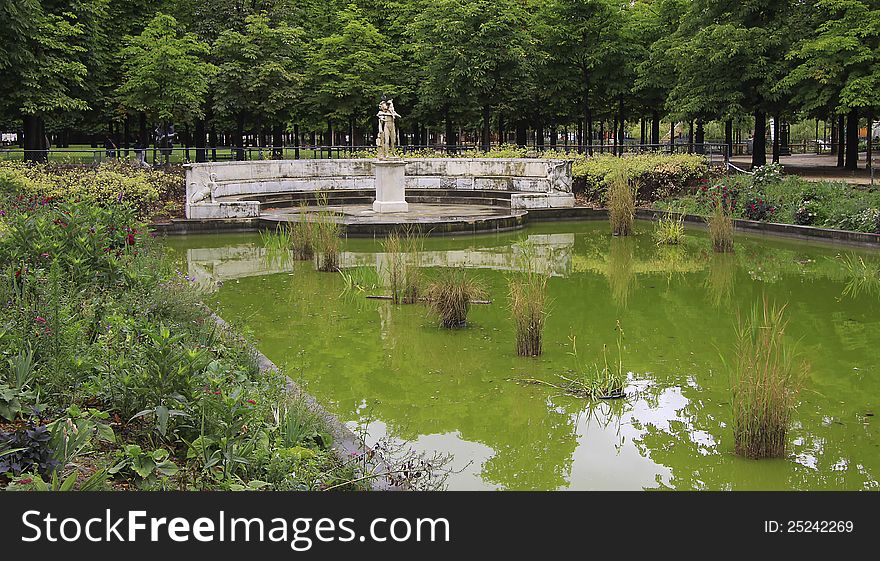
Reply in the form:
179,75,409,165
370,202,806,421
118,13,215,123
0,196,353,491
578,154,708,203
0,161,181,220
707,202,735,253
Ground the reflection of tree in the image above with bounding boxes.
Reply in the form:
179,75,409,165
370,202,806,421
607,237,636,309
704,253,736,308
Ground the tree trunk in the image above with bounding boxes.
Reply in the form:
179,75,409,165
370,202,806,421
845,108,859,170
651,110,660,146
445,108,455,154
772,114,780,163
123,117,130,157
194,119,206,162
536,122,544,150
234,114,245,161
867,112,873,170
549,122,557,149
599,120,604,153
272,123,284,159
293,124,300,159
498,113,505,146
670,120,675,150
481,105,491,152
752,110,767,168
687,120,694,153
724,119,733,162
695,119,705,154
23,114,47,162
511,120,524,147
837,114,845,167
830,115,837,155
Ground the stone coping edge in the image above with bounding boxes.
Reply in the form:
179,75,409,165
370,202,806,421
153,206,880,248
208,311,402,491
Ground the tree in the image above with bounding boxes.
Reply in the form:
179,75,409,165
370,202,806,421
549,0,626,153
213,13,307,158
410,0,532,151
1,3,89,161
784,0,880,170
117,13,215,151
305,4,402,149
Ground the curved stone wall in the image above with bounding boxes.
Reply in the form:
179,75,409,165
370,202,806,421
185,158,574,219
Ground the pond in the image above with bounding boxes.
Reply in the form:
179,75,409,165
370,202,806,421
166,220,880,490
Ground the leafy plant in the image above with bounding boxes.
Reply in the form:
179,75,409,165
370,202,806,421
0,424,56,476
508,242,548,357
109,444,179,485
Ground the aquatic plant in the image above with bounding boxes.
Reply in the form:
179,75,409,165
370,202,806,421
653,212,685,245
382,230,424,304
291,205,315,260
517,321,627,399
840,253,880,298
730,300,805,460
508,242,549,356
608,167,636,236
425,269,487,328
707,201,734,253
309,196,342,272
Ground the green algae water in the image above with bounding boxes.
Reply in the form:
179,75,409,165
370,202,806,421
167,220,880,490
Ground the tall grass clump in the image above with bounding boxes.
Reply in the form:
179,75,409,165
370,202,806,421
425,270,486,328
707,202,734,253
311,212,342,272
508,242,548,356
653,212,685,245
608,167,636,236
730,300,806,459
382,230,424,304
291,205,315,260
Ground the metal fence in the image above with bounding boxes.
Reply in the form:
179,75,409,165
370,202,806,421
0,142,729,166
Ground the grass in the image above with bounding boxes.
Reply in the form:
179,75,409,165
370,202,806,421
707,202,734,253
381,230,424,304
425,269,487,328
705,253,737,307
653,212,685,245
291,205,315,260
607,237,636,307
730,300,806,460
516,321,627,399
508,242,549,356
608,167,636,236
310,195,342,272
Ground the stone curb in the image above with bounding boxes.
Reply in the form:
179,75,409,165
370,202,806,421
153,205,880,247
208,312,401,491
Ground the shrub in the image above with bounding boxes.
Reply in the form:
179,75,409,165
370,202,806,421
751,163,784,189
0,161,182,220
731,300,805,459
742,195,777,221
608,168,636,236
578,153,708,202
425,270,486,328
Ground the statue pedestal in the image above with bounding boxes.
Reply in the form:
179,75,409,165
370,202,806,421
372,159,408,213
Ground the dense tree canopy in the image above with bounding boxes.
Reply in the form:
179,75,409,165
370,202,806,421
1,0,877,169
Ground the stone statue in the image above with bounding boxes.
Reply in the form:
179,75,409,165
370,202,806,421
376,97,401,159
